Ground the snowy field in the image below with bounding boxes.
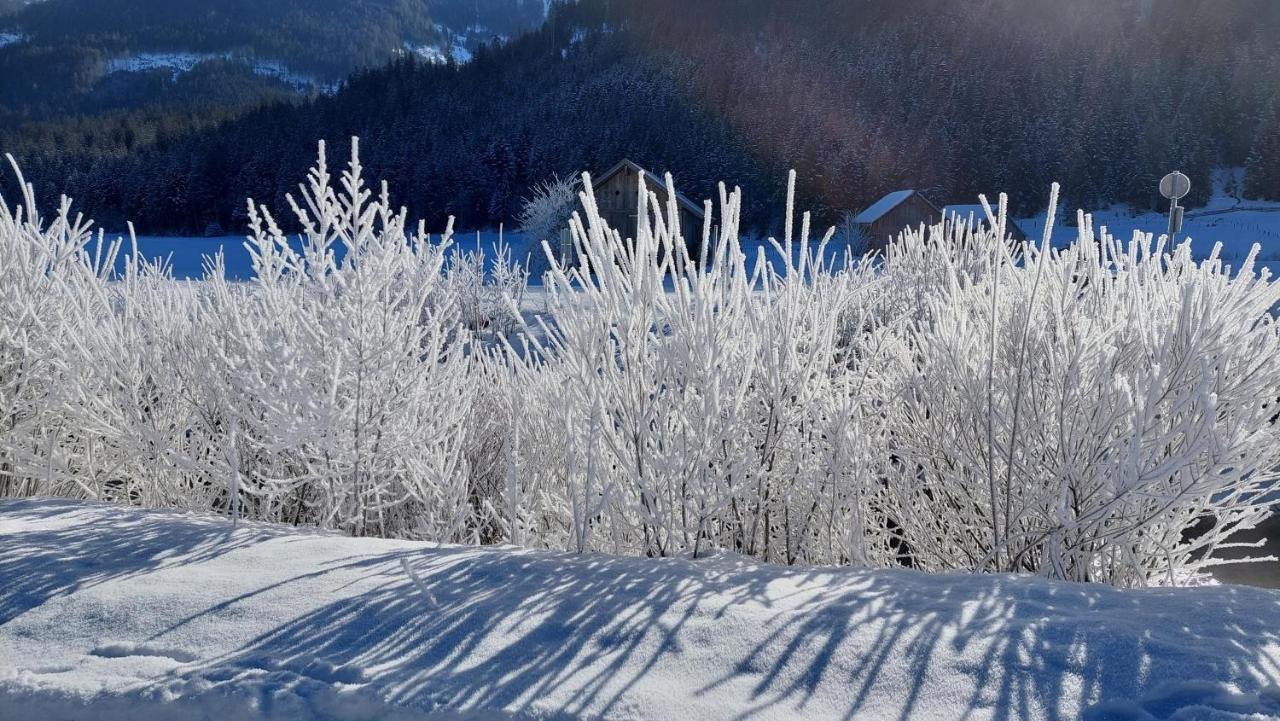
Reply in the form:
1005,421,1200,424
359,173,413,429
122,230,531,280
127,179,1280,282
2,499,1279,721
1018,170,1280,276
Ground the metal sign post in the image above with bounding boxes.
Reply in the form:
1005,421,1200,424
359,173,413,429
1159,171,1190,245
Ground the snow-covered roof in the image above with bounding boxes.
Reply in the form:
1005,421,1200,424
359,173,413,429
593,159,706,219
852,189,917,224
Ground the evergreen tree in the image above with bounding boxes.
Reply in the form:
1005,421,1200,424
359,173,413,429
1244,98,1279,200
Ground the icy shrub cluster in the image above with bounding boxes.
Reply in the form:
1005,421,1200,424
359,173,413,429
2,142,1277,586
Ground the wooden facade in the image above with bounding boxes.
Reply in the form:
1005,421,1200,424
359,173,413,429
591,159,706,245
852,190,941,252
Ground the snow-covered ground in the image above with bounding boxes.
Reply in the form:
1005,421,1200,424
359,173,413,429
249,59,339,93
125,230,532,280
1017,170,1280,276
403,23,478,66
0,32,24,48
2,499,1279,721
116,235,257,279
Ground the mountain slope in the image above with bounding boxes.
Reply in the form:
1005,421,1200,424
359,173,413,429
0,0,547,124
2,0,1279,235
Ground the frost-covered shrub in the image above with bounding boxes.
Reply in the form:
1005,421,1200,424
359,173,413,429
0,158,125,499
446,235,529,342
515,174,579,278
498,172,901,563
2,141,1277,586
1,142,479,541
888,211,1280,585
200,140,475,539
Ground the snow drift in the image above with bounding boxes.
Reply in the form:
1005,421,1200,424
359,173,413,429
2,499,1279,721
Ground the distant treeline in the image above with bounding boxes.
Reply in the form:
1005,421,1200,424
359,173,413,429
3,0,1279,235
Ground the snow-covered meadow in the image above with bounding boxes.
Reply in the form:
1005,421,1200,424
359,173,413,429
2,498,1279,721
1020,170,1280,277
3,139,1280,716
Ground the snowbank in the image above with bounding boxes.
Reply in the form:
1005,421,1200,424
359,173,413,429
2,499,1278,720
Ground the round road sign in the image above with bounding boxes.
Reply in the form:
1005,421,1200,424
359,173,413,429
1159,171,1190,201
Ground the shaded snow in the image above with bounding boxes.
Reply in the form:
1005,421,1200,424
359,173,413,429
2,499,1279,720
405,41,450,63
249,59,337,93
0,32,23,48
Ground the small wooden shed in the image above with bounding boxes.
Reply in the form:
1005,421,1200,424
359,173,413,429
851,189,940,251
591,159,706,243
942,204,1029,241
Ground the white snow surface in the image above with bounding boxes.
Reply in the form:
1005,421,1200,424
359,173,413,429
1017,169,1280,276
404,39,472,64
2,500,1279,720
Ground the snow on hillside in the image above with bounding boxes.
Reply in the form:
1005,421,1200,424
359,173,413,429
0,31,22,47
249,59,339,93
105,51,222,75
103,52,333,92
403,36,473,64
2,499,1279,721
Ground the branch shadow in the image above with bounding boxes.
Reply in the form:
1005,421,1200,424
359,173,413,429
0,497,316,623
144,547,792,718
698,568,1280,720
5,499,1279,720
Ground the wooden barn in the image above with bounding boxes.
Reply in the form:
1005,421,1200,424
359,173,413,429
941,204,1029,241
851,189,940,251
591,159,706,244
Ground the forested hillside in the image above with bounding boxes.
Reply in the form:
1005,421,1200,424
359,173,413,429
0,0,547,124
3,0,1279,234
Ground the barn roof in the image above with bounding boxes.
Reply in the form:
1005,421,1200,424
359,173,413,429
593,159,705,219
852,189,919,224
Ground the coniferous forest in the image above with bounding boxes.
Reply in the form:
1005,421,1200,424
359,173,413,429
2,0,1279,234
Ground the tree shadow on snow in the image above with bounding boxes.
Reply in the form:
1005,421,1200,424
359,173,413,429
0,498,316,623
150,546,793,718
698,568,1280,720
146,542,1280,720
6,499,1279,719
